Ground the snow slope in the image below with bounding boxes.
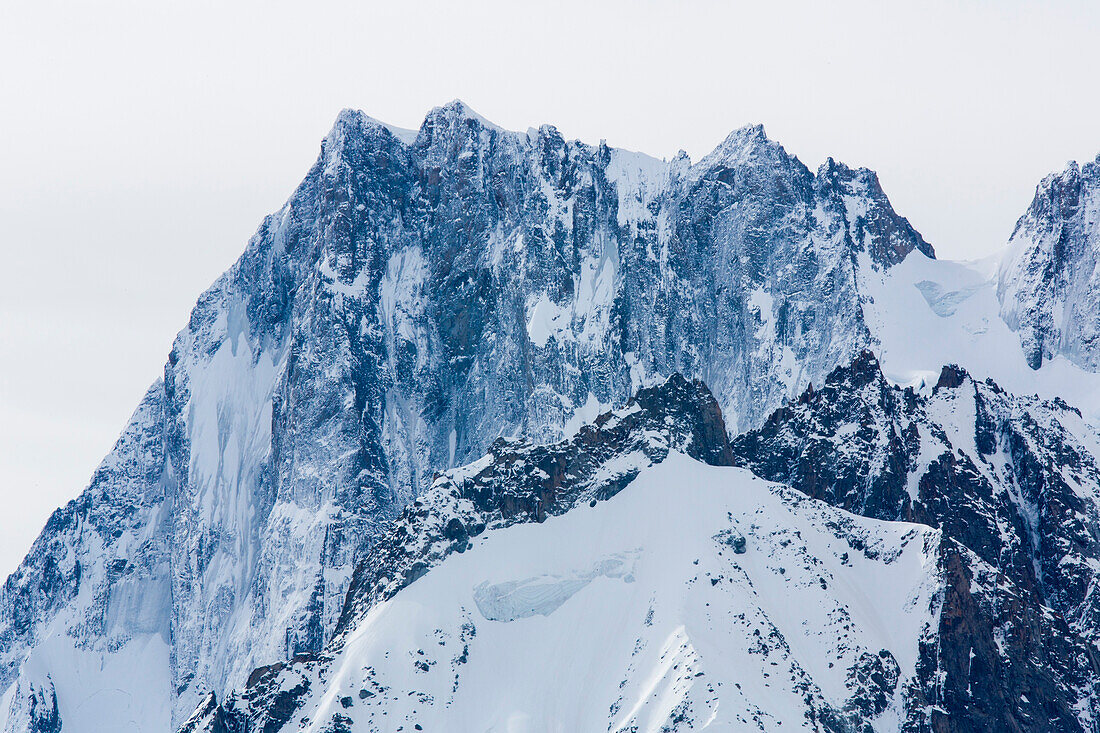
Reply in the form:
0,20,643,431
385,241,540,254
862,251,1100,422
197,454,943,732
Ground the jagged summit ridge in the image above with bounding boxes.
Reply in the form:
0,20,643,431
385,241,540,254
692,122,782,170
3,101,934,732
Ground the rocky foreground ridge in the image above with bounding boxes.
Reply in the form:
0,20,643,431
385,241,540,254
187,365,1100,732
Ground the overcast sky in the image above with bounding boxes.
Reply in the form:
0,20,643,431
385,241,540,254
1,0,1098,577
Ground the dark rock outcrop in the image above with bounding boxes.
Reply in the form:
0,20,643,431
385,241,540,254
733,351,1100,730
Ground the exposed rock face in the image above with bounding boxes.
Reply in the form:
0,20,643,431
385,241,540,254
906,541,1100,733
0,102,932,730
998,154,1100,369
0,385,173,731
25,679,60,733
732,351,1100,730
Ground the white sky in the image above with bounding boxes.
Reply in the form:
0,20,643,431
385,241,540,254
1,0,1099,578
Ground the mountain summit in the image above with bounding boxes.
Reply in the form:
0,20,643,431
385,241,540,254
999,155,1100,369
4,103,1098,733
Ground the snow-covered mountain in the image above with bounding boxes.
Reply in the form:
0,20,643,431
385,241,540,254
0,101,932,731
3,101,1100,732
998,155,1100,370
181,374,945,732
183,368,1100,731
860,249,1100,422
733,353,1100,730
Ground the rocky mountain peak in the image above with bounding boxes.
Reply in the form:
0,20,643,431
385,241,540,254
732,350,1100,730
825,348,886,389
691,122,804,183
416,98,507,152
322,107,414,163
1,102,949,733
998,152,1100,369
433,98,501,129
933,363,971,391
818,158,935,266
1026,159,1084,224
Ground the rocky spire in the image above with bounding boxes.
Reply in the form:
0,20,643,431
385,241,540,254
998,154,1100,369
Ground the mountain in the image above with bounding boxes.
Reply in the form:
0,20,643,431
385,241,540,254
0,101,934,731
333,371,736,638
732,352,1100,730
998,155,1100,370
4,101,1100,732
856,226,1100,424
185,455,942,733
182,367,1100,732
181,375,947,732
